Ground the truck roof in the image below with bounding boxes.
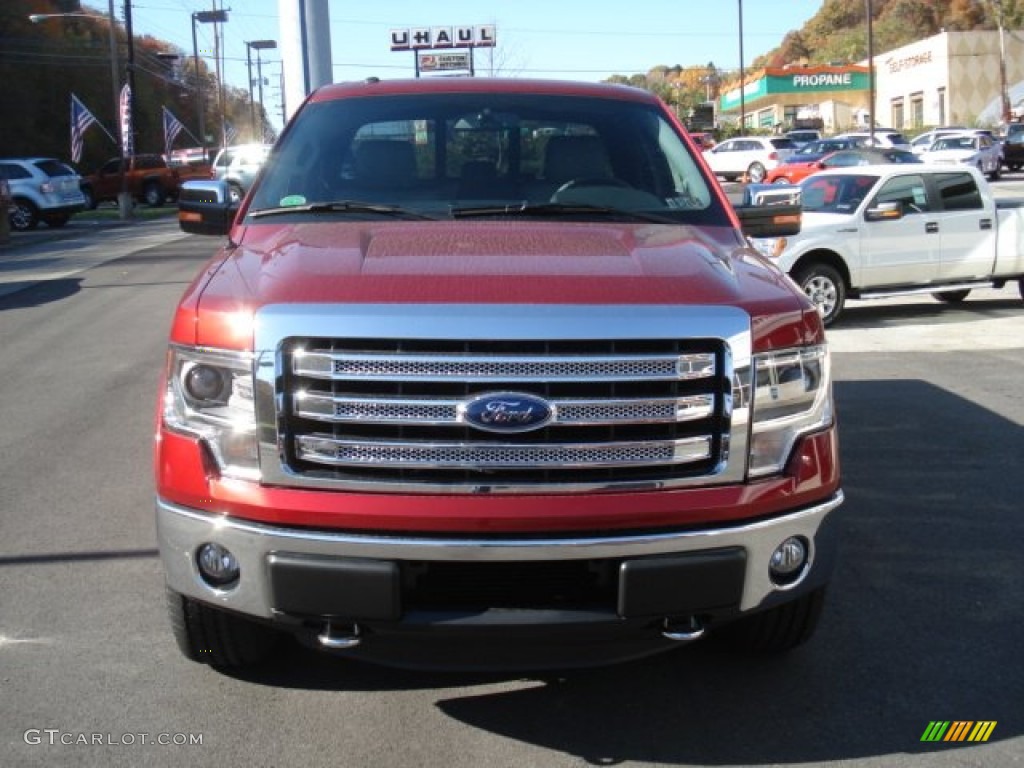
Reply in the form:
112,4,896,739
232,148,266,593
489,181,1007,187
309,77,659,105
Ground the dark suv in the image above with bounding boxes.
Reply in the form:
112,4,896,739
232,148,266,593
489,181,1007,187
1003,123,1024,172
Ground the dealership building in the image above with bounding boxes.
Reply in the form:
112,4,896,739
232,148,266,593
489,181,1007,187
718,29,1024,132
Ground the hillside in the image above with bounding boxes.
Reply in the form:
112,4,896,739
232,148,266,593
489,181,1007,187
606,0,1023,119
757,0,1023,69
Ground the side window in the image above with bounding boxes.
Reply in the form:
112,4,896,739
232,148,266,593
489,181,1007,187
1,163,31,180
934,172,983,211
871,174,930,214
100,159,121,175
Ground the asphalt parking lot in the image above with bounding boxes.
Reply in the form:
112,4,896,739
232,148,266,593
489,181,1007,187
0,186,1021,768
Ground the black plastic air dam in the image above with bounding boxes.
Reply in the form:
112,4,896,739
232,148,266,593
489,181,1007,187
267,548,745,622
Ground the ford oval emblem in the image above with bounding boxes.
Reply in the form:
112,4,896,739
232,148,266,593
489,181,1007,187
459,392,555,433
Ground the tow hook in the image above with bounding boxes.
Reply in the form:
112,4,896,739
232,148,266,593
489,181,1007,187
661,617,705,643
317,621,361,649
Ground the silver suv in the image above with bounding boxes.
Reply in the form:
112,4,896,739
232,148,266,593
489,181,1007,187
210,144,272,203
0,157,86,231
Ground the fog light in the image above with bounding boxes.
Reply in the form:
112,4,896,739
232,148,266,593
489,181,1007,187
197,542,240,587
769,536,808,586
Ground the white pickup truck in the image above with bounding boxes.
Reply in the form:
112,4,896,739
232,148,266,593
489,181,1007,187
749,165,1024,324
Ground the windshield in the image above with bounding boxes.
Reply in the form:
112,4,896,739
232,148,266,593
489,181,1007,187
800,174,879,214
246,92,728,225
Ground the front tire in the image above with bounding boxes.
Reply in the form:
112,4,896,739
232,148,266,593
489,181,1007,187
227,182,244,204
717,587,827,653
932,289,971,303
793,262,846,326
747,162,766,183
166,587,280,668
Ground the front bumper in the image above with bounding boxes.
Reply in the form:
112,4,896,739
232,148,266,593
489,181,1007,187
158,491,842,658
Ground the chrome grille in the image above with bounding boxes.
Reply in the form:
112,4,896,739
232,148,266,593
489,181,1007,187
277,337,733,490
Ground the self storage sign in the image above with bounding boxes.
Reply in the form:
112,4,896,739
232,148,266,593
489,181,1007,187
419,52,472,72
390,26,496,51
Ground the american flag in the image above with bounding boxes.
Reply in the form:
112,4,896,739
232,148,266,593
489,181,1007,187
163,107,186,157
224,120,239,145
70,94,100,164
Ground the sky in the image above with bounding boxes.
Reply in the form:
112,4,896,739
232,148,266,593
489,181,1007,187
126,0,825,131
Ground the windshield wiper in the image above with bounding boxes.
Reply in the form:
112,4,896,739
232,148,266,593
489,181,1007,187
248,200,437,220
451,202,677,224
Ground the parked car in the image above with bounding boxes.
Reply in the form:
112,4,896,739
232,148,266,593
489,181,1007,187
834,130,911,149
687,131,716,150
221,143,272,202
1002,129,1024,172
766,147,922,184
909,128,967,155
0,157,86,231
921,132,1002,180
766,138,865,183
167,147,214,184
80,154,180,208
749,164,1024,325
701,136,796,182
786,129,822,147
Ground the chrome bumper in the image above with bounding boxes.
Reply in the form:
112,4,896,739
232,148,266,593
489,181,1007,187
157,491,843,621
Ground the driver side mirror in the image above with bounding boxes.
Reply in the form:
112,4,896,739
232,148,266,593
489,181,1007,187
734,183,802,237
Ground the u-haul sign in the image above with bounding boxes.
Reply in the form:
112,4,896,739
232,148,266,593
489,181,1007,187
390,26,496,51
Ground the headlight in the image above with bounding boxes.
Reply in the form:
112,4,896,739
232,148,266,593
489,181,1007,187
748,237,787,260
163,345,258,479
747,344,832,477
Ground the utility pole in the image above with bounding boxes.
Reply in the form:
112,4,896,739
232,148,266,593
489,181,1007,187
866,0,875,140
738,0,745,133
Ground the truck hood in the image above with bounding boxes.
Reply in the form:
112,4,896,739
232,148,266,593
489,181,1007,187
176,220,819,350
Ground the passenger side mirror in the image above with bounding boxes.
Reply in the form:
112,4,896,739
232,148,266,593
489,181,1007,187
734,184,802,238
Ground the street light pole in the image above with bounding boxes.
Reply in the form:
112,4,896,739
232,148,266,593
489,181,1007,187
246,44,255,137
245,40,277,143
191,10,229,156
738,0,746,133
866,0,875,141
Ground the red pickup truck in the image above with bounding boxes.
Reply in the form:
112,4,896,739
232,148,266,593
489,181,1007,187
159,78,841,671
81,153,179,209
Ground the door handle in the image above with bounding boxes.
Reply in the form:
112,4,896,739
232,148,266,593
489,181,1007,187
980,218,993,230
925,222,939,234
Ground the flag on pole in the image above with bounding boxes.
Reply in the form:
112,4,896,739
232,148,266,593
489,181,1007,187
119,83,134,157
70,94,106,164
162,107,186,157
224,120,239,145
